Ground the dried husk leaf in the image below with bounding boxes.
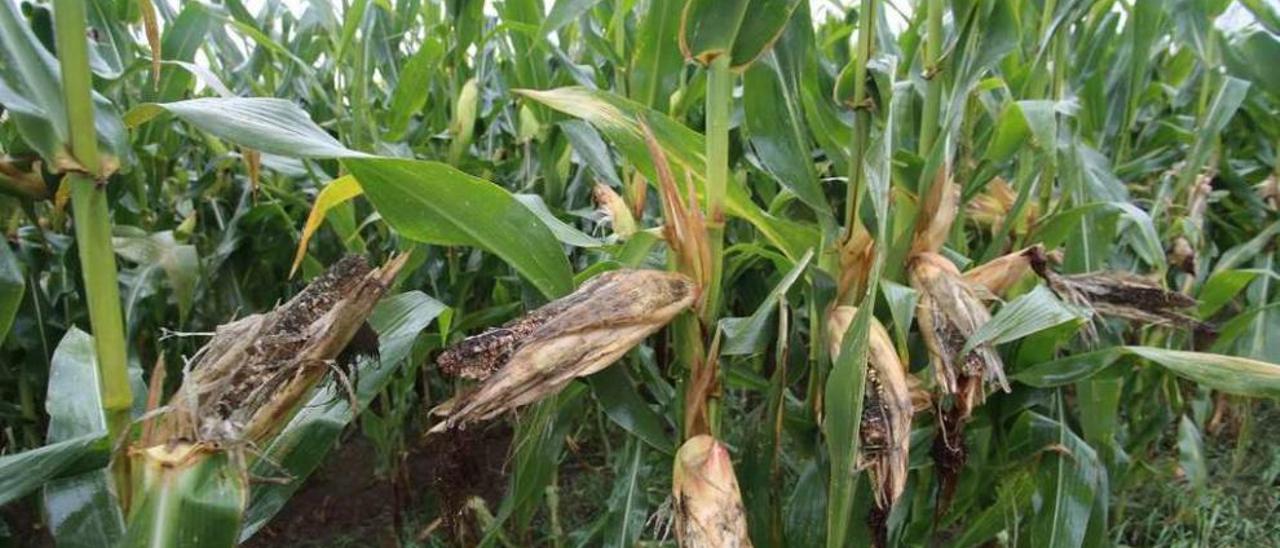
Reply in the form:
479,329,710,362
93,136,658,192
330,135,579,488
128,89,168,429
911,168,958,256
908,252,1008,416
836,222,875,304
672,435,752,548
149,255,407,447
962,244,1046,297
827,306,913,510
966,177,1038,232
432,269,695,431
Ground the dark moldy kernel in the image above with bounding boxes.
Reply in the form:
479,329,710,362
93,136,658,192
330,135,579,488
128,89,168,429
273,255,374,335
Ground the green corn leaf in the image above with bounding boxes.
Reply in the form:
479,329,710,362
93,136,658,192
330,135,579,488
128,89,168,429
385,35,444,140
42,328,124,547
123,447,246,548
344,157,574,299
542,0,606,36
0,0,128,166
743,51,834,220
0,434,109,507
1015,347,1280,398
720,248,813,355
1010,411,1102,548
962,285,1087,354
1176,415,1207,494
126,97,366,159
679,0,802,69
586,366,674,454
630,0,684,111
517,86,818,260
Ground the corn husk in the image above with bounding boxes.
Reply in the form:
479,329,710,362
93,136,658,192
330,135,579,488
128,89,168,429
836,222,876,304
962,245,1046,298
908,252,1009,416
826,306,913,510
910,169,959,256
432,269,695,432
672,435,752,548
147,254,406,447
1258,174,1278,211
593,182,637,239
966,177,1038,233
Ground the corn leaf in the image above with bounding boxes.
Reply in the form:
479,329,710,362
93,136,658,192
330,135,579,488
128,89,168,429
720,248,812,355
0,241,22,343
344,157,574,298
42,328,124,546
126,98,366,159
1015,347,1280,398
962,285,1087,354
123,448,246,548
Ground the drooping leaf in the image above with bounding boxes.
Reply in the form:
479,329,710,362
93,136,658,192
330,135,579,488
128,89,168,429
343,157,574,299
126,97,366,159
112,228,199,321
586,365,674,454
1015,347,1280,398
0,435,108,507
963,285,1086,354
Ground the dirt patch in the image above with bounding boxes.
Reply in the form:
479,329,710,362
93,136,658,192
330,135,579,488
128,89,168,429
246,422,512,547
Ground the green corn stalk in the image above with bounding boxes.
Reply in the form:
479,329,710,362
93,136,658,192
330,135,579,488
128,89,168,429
52,0,132,446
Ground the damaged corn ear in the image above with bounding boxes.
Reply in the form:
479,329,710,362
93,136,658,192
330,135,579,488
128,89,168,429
593,183,637,239
1035,266,1206,333
148,254,406,447
672,435,752,548
826,306,914,510
962,244,1047,297
909,252,1008,415
431,269,695,432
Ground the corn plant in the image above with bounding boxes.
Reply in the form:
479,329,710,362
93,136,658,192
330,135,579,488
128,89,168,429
2,0,1279,546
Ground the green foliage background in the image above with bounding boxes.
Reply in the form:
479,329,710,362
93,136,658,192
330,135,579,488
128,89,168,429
1,0,1278,546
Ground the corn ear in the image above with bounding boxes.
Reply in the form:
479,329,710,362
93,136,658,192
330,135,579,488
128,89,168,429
826,306,913,510
593,183,637,239
672,435,752,548
909,252,1008,415
147,255,407,447
1035,267,1205,332
432,269,695,432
